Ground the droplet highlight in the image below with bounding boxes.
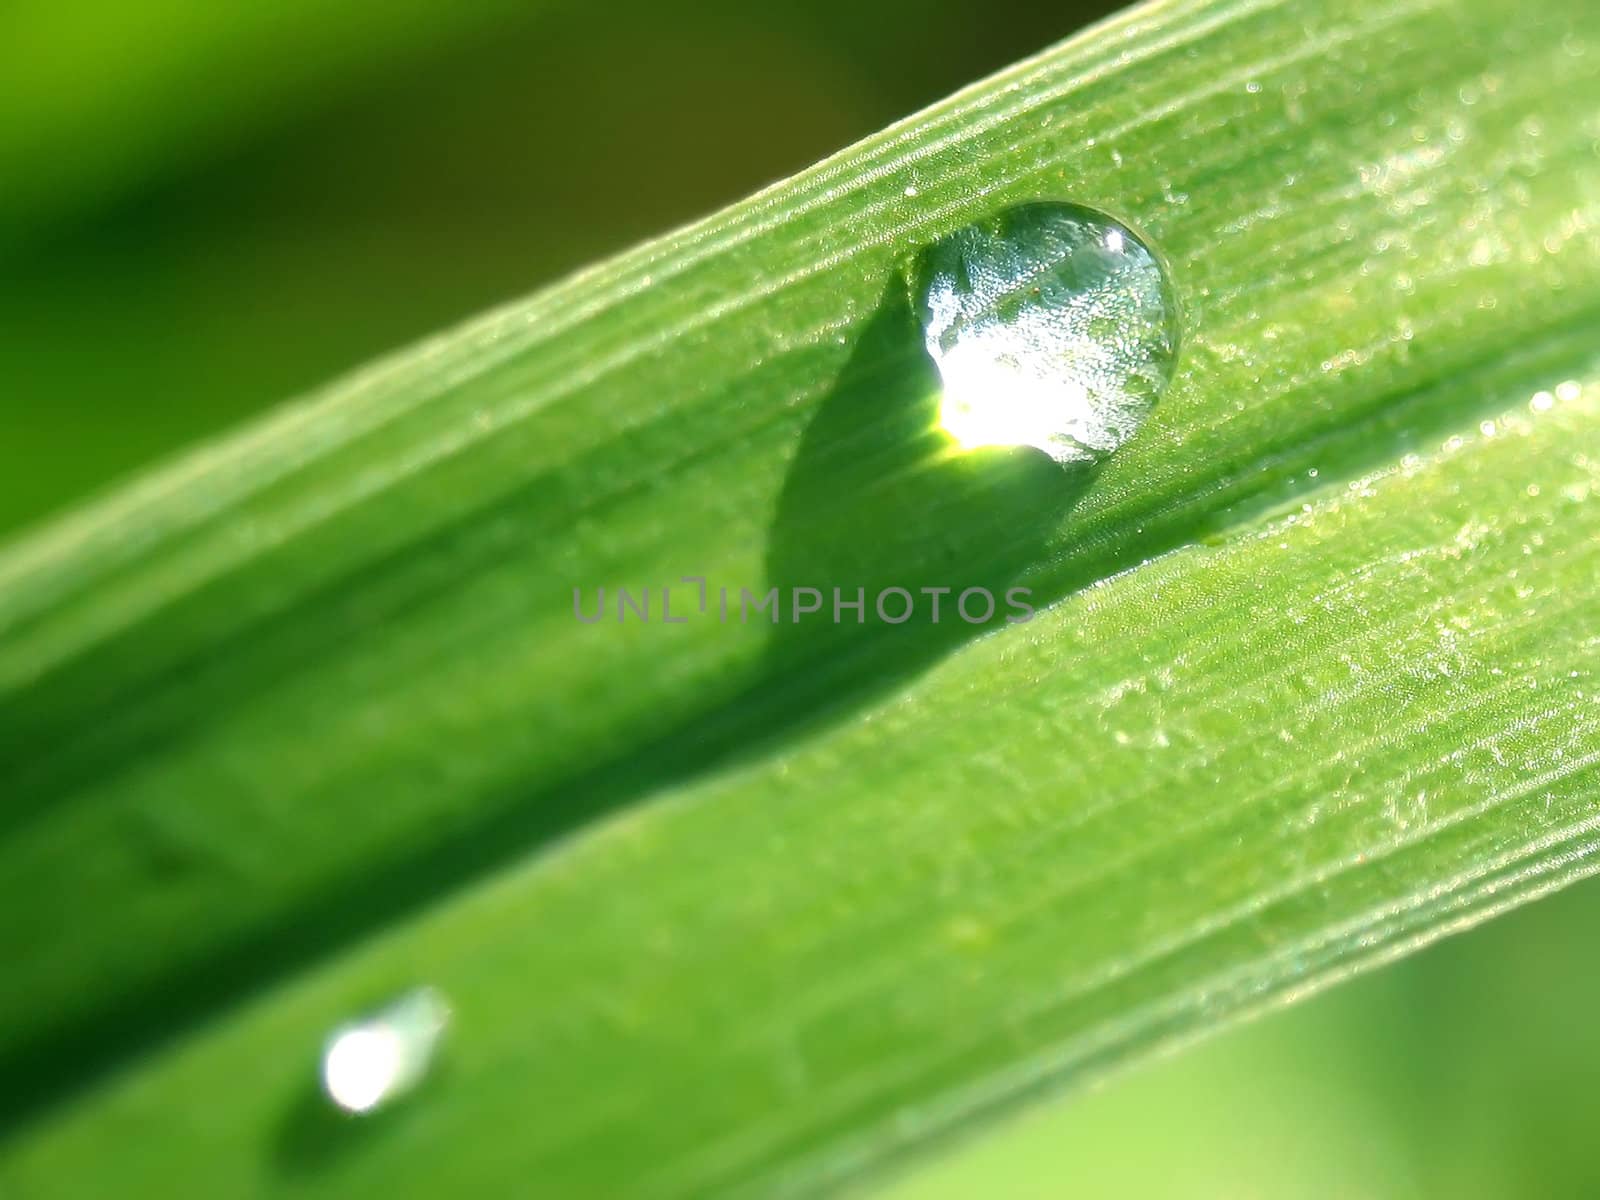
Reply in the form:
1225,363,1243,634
322,986,450,1115
911,201,1180,464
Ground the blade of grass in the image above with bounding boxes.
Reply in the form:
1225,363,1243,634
6,360,1599,1197
3,0,1600,1193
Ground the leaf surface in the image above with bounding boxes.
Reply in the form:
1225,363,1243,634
3,0,1599,1194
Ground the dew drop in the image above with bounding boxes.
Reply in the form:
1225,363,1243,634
322,986,450,1115
911,201,1180,465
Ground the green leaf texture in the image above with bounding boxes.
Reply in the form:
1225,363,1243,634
3,0,1600,1194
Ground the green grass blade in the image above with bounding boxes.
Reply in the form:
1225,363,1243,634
3,0,1600,1193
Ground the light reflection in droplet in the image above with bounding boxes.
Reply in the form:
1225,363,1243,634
322,987,450,1115
911,201,1180,465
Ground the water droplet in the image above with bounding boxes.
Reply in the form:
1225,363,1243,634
322,987,450,1115
911,201,1179,465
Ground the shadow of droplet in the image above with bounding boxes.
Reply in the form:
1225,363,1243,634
753,277,1098,722
272,1059,446,1176
273,1080,383,1174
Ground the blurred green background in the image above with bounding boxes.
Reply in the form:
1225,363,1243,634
4,0,1598,1193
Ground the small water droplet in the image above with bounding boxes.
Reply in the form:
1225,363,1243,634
322,987,450,1115
911,201,1179,464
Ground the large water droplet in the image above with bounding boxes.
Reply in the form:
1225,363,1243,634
322,987,449,1115
912,201,1180,464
